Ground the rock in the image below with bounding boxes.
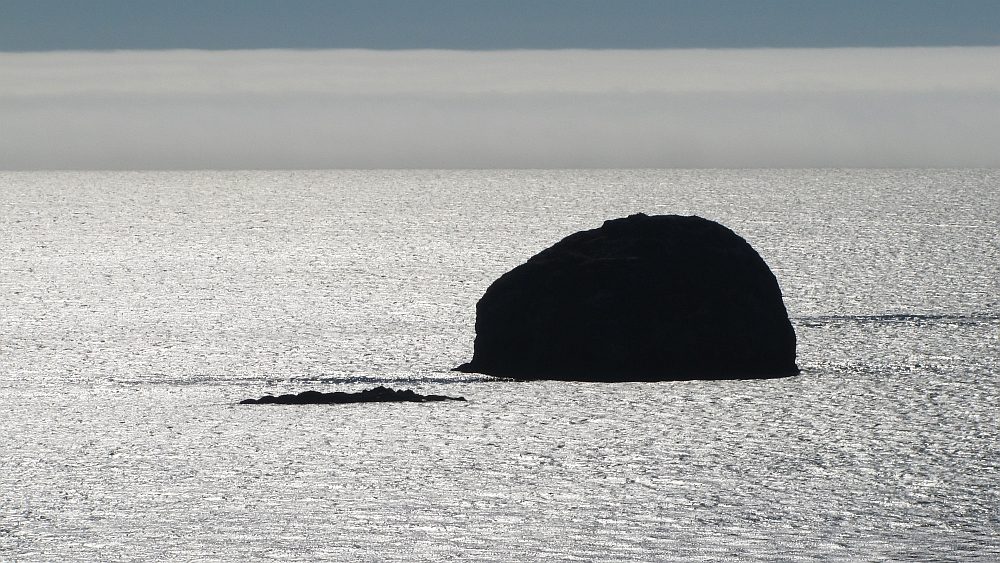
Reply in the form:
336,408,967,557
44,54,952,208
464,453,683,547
240,386,466,405
454,213,798,381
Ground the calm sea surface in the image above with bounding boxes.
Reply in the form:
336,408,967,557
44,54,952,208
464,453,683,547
1,170,998,562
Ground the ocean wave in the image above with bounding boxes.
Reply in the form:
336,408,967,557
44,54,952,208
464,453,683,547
793,312,999,327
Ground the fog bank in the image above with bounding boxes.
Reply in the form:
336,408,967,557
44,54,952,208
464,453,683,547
2,48,999,169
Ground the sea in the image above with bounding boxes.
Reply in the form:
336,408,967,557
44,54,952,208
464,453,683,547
1,169,998,562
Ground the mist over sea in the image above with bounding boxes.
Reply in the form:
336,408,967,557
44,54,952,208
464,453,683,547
2,169,998,561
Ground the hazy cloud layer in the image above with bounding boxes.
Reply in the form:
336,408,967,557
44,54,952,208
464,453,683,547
2,48,999,169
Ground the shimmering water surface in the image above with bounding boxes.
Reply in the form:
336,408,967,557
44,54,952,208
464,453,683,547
2,170,998,561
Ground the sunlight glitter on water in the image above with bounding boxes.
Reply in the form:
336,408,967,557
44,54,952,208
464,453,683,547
1,170,998,561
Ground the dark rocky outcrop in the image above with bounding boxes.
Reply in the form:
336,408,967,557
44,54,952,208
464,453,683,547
454,213,798,381
240,386,466,405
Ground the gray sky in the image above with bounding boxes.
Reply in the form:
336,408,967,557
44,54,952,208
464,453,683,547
2,48,999,169
3,1,999,51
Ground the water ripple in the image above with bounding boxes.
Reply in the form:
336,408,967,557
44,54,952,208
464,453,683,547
794,312,999,327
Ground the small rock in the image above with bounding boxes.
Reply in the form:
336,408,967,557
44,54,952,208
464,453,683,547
239,386,467,405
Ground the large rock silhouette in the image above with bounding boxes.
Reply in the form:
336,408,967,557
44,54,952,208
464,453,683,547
454,213,798,381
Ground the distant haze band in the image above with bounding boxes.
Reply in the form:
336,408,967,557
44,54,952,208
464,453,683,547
2,48,999,169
